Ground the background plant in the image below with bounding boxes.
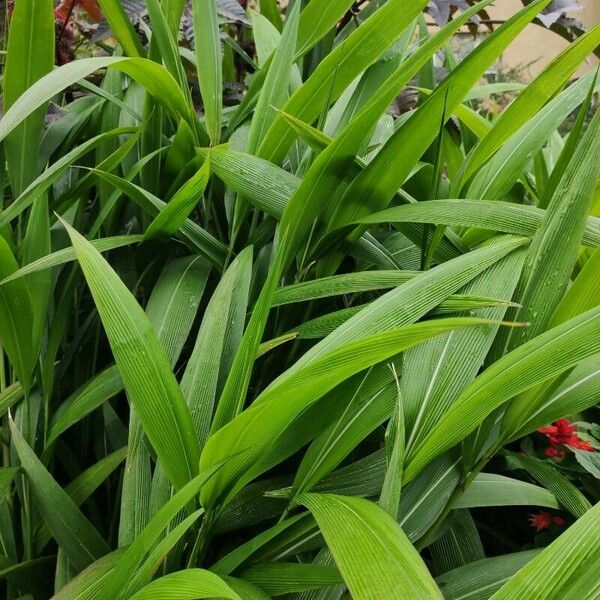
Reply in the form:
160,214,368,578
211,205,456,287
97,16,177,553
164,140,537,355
0,0,600,598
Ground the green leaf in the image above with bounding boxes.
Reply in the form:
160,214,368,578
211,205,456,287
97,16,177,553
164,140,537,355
356,200,600,247
550,246,600,326
455,473,559,509
247,2,299,154
0,467,19,500
87,169,227,269
436,550,540,600
9,417,110,573
0,58,194,144
0,236,35,391
464,70,600,203
201,318,493,507
98,467,222,600
259,0,282,31
406,305,600,482
298,493,442,599
508,453,591,518
401,248,525,457
461,24,600,185
1,235,144,285
491,501,600,598
185,247,253,442
240,562,343,596
0,383,24,419
3,0,54,195
0,127,137,228
97,0,145,57
52,551,124,600
259,0,430,163
506,109,600,349
144,159,211,240
129,569,240,600
193,0,223,144
64,221,200,490
330,0,552,230
292,365,397,498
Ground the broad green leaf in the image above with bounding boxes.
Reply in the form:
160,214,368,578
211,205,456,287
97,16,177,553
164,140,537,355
185,247,253,441
436,550,540,600
508,453,591,518
129,569,240,600
401,248,525,457
406,305,600,482
3,0,54,195
455,473,559,509
286,237,525,373
491,501,600,598
356,200,600,247
64,221,200,490
240,562,343,596
506,109,600,349
201,318,492,507
193,0,223,144
298,493,442,599
9,418,109,572
0,58,194,144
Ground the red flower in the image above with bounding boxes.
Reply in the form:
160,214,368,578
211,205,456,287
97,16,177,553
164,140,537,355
529,511,566,531
538,418,594,458
529,511,552,531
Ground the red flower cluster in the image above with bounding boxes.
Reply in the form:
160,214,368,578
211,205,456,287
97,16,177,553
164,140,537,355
538,418,594,459
529,511,565,532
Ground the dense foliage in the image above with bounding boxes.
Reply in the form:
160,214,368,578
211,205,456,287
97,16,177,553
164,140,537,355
1,0,600,598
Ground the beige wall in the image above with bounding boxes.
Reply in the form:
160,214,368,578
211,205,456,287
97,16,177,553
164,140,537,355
489,0,600,76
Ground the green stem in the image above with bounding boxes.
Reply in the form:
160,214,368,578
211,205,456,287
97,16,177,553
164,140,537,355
187,510,214,568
